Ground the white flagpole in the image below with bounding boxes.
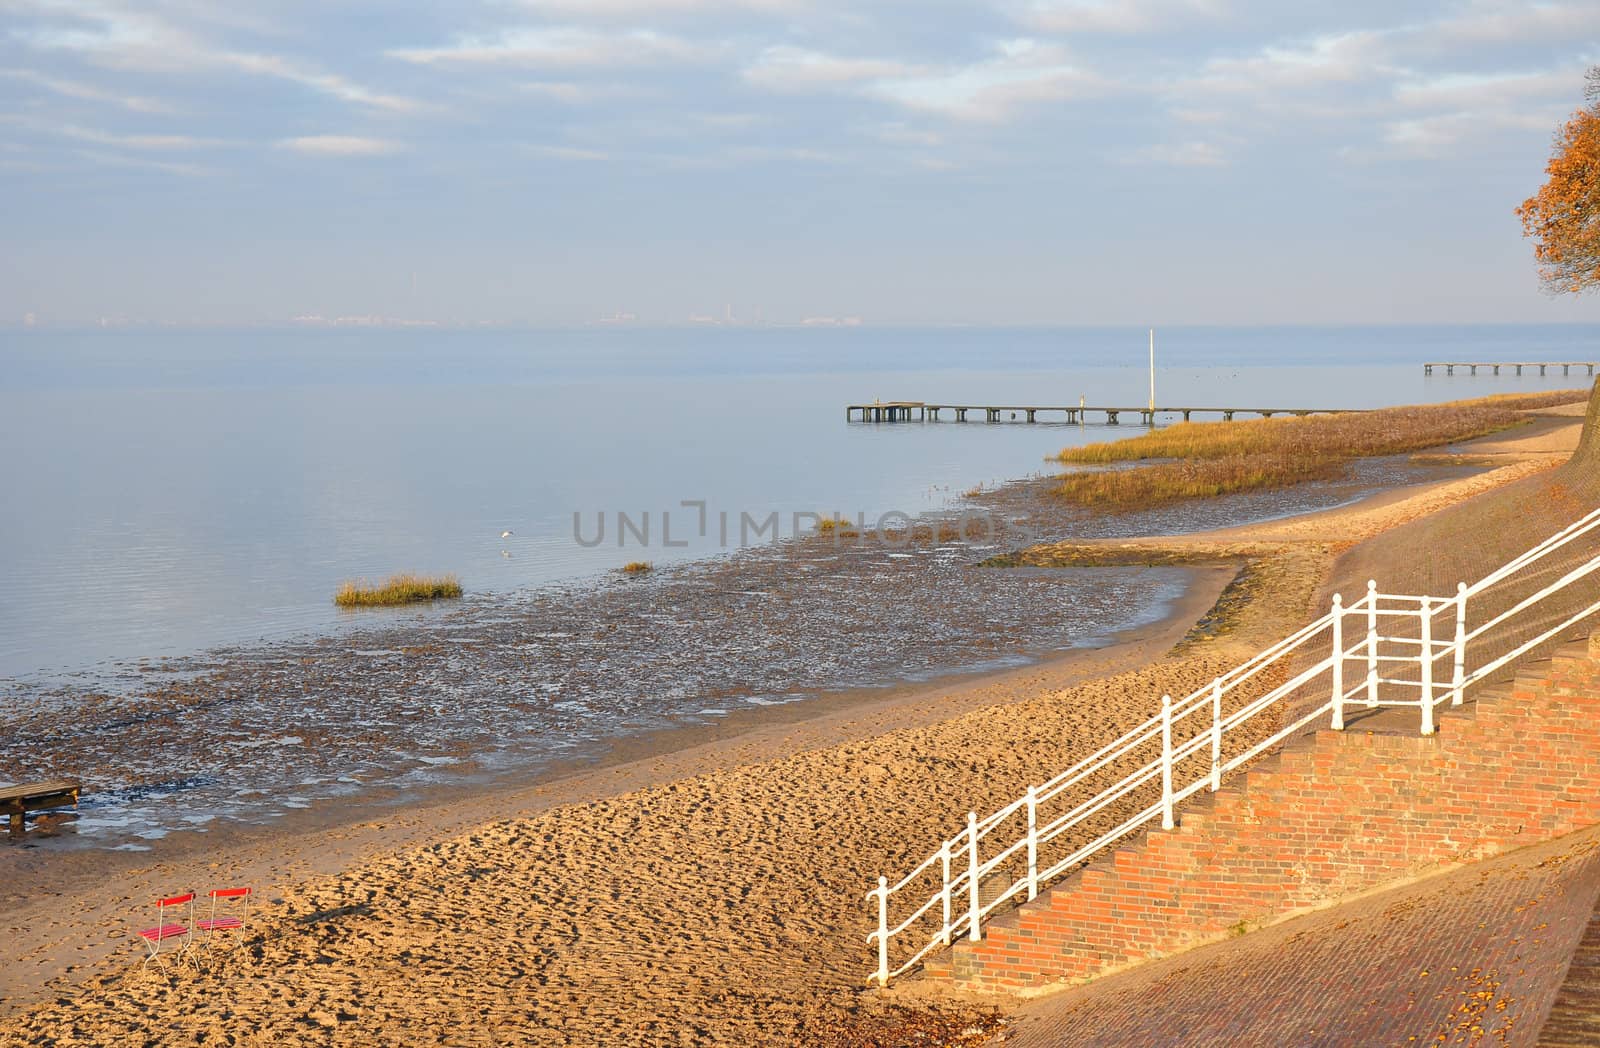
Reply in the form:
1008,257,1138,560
1148,328,1156,415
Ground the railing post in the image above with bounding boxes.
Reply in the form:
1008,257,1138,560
967,811,981,942
1365,580,1379,707
1331,593,1345,730
1026,786,1039,901
1452,582,1467,706
1209,678,1222,791
875,877,889,986
1420,597,1436,735
1161,694,1175,830
940,841,952,945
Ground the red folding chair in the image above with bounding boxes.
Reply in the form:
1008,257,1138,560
137,892,195,969
195,887,252,966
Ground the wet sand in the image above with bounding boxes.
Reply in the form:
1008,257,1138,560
0,407,1584,1046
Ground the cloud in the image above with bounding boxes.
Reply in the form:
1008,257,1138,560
9,1,422,113
1124,140,1226,166
744,39,1103,122
1191,31,1395,94
1391,69,1582,111
390,28,712,68
0,68,173,113
518,80,652,103
1421,1,1600,49
871,40,1104,122
870,123,943,147
531,144,609,160
512,0,801,14
54,123,219,150
1163,11,1592,162
742,46,922,91
1021,0,1227,34
277,135,404,156
226,53,420,113
1380,110,1552,154
72,147,212,177
0,113,221,150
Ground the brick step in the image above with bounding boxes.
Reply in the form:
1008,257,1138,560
933,630,1600,995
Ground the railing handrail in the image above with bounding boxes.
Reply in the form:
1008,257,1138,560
867,507,1600,986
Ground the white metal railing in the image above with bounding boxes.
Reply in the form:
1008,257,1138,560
867,504,1600,986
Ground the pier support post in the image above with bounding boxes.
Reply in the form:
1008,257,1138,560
1494,365,1500,374
1141,409,1154,426
1470,365,1477,374
1222,410,1235,421
1447,365,1454,375
1540,364,1548,375
1025,409,1036,423
1106,410,1120,425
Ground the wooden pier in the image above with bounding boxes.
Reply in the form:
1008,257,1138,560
1423,361,1600,376
846,402,1358,425
1,779,79,839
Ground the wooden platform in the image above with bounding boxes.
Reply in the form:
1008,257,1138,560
1424,361,1600,376
845,402,1359,425
1,780,81,838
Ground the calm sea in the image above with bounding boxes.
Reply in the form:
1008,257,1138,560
3,324,1596,683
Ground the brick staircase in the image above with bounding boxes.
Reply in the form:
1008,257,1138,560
936,634,1600,995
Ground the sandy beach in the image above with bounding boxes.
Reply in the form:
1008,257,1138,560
0,404,1586,1046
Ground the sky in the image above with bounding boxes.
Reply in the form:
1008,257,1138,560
3,0,1600,328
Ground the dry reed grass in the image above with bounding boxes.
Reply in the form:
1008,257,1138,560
334,574,462,608
1053,391,1587,510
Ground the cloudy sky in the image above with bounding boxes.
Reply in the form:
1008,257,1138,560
3,0,1600,327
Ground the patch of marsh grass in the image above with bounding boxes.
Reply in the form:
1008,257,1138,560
620,561,653,575
335,573,462,608
1052,391,1587,510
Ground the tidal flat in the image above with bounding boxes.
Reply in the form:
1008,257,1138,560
0,453,1474,851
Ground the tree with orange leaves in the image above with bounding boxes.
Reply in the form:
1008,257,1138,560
1517,69,1600,294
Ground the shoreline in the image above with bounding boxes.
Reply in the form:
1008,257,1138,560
1,451,1455,853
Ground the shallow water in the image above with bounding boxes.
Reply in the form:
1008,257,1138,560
3,324,1594,682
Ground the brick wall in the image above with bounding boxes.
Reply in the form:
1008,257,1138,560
942,634,1600,995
